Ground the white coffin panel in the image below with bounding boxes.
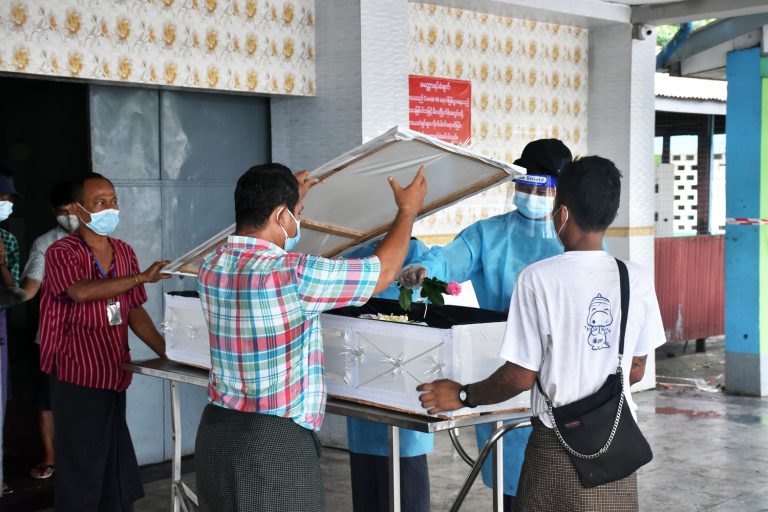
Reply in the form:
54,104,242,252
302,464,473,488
163,293,210,369
162,127,522,276
164,293,529,418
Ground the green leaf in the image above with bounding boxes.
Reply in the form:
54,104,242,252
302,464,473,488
398,286,412,312
417,276,448,307
429,291,445,306
422,276,447,289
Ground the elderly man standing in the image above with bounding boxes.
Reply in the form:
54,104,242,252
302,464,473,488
196,163,427,512
40,173,171,512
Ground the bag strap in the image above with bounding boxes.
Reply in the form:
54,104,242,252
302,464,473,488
616,258,629,363
534,258,632,460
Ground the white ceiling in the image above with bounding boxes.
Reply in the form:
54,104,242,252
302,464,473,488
606,0,680,5
421,0,768,28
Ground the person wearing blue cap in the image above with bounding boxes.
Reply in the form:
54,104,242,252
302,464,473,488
397,138,572,511
343,237,433,512
0,170,21,497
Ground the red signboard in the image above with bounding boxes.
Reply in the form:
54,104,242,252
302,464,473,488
408,75,471,145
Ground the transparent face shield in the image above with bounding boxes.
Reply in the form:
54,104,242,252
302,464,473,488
509,175,558,238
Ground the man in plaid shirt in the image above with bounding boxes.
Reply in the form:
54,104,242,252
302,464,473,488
196,162,427,512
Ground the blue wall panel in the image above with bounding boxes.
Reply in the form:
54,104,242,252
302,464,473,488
160,183,235,259
89,85,270,464
725,224,761,355
726,48,762,219
90,88,160,180
725,49,763,358
161,90,270,181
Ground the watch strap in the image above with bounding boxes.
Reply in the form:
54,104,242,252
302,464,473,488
460,384,477,408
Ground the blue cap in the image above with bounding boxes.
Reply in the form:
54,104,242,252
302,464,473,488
0,176,21,199
513,174,557,188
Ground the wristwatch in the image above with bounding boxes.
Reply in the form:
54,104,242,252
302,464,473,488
459,384,476,408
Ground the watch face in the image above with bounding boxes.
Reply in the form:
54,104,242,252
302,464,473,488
459,389,467,401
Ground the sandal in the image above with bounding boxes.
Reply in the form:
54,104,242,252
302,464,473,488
1,482,13,496
30,464,55,479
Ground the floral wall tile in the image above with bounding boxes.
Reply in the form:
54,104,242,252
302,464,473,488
408,3,589,238
1,0,315,96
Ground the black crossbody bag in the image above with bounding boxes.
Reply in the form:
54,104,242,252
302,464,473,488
535,258,653,488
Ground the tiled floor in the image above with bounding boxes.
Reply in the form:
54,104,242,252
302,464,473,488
32,340,768,511
121,386,768,511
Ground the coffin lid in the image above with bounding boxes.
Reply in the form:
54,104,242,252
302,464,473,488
163,126,524,276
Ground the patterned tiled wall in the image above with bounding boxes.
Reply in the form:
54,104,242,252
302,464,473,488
408,3,589,239
1,0,315,96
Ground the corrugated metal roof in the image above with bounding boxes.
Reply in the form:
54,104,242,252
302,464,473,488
655,72,727,102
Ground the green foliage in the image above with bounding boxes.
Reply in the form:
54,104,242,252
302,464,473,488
656,25,679,47
657,20,715,48
398,285,412,312
420,277,447,307
397,277,448,312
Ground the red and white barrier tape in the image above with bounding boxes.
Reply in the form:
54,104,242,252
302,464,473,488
726,218,768,225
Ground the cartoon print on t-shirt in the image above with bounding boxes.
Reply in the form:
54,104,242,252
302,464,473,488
586,294,613,350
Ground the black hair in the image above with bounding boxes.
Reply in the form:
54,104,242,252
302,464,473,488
556,156,622,232
0,164,13,179
72,173,114,203
235,163,299,230
50,181,76,208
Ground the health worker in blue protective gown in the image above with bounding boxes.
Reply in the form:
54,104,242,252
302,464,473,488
397,139,572,511
344,238,434,512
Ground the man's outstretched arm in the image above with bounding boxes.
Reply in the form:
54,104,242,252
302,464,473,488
417,361,537,415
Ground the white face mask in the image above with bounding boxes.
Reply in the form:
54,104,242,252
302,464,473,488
0,201,13,222
56,214,80,233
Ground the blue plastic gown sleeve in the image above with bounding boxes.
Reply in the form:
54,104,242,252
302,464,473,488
413,224,482,284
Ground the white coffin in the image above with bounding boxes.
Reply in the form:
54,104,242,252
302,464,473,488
161,126,529,418
163,293,528,418
321,298,529,417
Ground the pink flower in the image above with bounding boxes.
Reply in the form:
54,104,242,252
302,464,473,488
446,282,462,296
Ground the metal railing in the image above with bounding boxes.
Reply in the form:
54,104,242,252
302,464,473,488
449,420,531,512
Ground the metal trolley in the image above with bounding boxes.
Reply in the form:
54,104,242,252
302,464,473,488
123,359,530,512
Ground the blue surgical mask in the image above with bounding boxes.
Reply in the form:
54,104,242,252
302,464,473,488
277,207,301,251
514,191,554,219
0,201,13,222
79,204,120,236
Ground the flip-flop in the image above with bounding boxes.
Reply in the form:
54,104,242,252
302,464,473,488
1,482,13,496
29,464,55,479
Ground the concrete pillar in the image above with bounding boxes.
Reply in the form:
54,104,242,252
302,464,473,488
270,0,411,447
588,24,659,390
271,0,409,169
724,47,768,396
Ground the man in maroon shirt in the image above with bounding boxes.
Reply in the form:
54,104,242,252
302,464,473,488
40,173,170,512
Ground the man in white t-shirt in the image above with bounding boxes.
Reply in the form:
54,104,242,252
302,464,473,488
418,156,666,511
21,181,79,480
